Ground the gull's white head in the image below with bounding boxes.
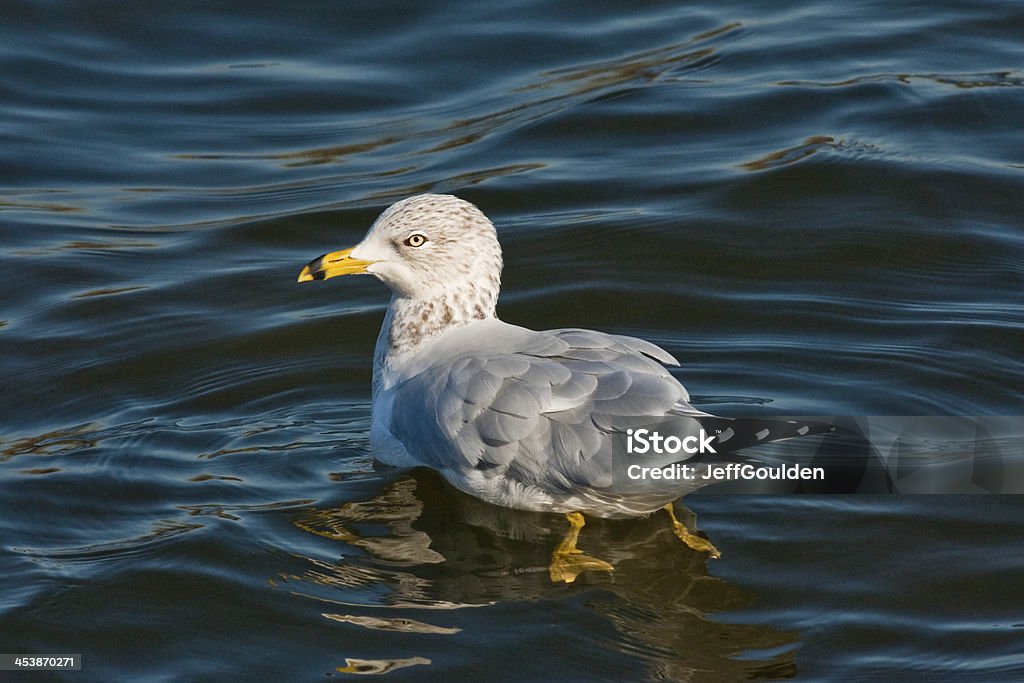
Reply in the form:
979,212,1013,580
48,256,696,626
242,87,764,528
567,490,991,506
299,194,504,341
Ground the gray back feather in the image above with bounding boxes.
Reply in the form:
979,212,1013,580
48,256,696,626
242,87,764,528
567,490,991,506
389,326,693,493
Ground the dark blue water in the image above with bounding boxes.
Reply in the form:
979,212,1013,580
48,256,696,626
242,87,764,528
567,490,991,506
2,1,1023,680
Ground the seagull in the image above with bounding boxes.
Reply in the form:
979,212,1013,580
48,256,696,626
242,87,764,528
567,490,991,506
299,194,825,582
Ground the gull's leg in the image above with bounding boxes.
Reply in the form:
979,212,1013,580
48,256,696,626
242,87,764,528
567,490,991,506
549,512,614,584
664,503,721,559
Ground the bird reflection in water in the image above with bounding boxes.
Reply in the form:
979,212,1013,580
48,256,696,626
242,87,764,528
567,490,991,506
282,471,800,679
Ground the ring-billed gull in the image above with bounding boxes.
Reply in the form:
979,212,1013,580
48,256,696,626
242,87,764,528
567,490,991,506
299,194,822,582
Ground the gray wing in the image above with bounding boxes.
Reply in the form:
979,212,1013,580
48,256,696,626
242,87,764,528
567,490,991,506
388,327,704,493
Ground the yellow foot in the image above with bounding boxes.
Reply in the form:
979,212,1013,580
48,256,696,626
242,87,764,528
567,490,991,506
549,512,614,584
664,503,721,559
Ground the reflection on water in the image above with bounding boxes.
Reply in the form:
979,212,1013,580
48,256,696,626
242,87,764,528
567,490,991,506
0,422,100,461
778,70,1024,90
523,22,740,93
335,656,433,675
287,472,799,679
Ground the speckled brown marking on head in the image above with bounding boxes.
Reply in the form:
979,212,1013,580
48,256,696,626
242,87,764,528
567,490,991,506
358,194,504,357
419,301,435,322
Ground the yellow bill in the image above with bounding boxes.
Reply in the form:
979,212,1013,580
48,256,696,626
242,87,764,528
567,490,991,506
297,247,375,282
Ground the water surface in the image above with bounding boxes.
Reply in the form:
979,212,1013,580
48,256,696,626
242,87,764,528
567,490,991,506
2,1,1023,680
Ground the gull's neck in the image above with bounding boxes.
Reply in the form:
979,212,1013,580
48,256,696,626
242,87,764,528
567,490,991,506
372,291,496,396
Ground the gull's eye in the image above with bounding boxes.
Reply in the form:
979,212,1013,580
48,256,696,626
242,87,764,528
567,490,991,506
404,233,427,248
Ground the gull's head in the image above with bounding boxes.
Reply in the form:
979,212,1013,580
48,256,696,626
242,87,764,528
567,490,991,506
298,194,503,306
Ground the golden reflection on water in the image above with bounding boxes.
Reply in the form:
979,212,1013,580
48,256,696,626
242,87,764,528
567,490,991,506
18,467,62,475
293,478,445,566
322,613,460,635
286,471,800,679
335,656,432,675
0,423,100,462
740,135,837,171
72,285,148,299
0,199,83,213
523,21,740,93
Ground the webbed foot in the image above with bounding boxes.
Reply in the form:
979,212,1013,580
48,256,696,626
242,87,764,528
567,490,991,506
664,503,721,559
549,512,614,583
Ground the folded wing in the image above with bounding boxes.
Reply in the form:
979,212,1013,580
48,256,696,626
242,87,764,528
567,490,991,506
388,325,703,493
